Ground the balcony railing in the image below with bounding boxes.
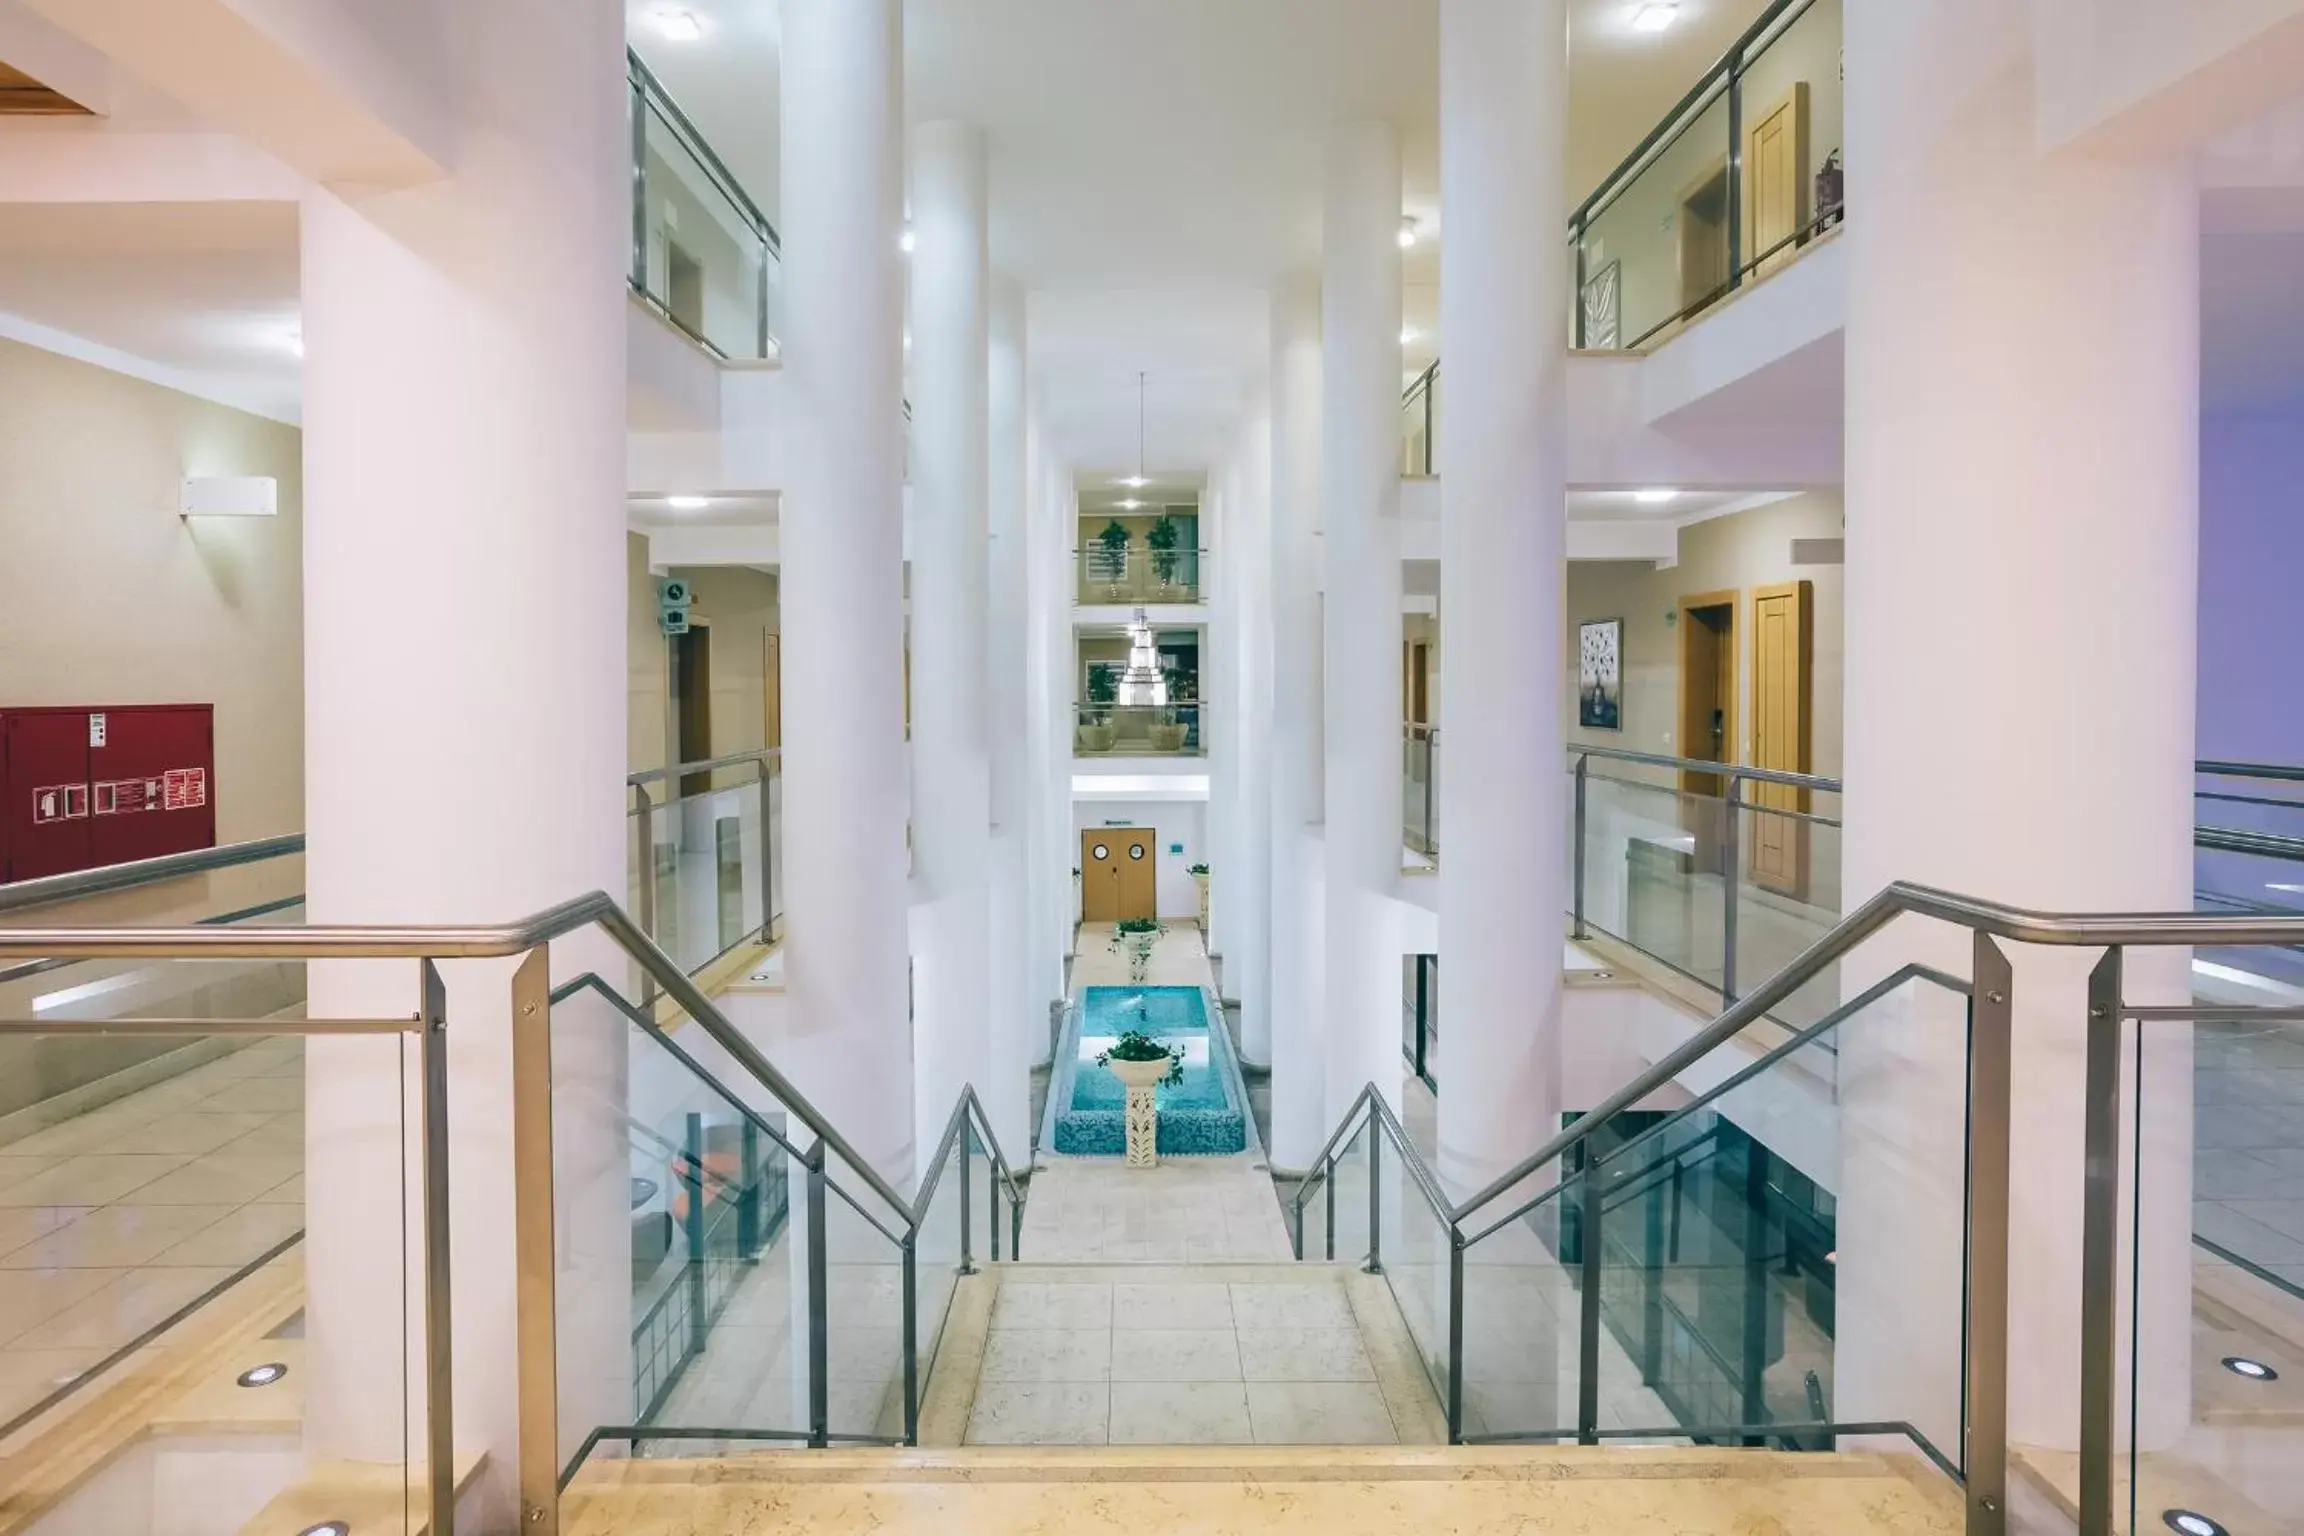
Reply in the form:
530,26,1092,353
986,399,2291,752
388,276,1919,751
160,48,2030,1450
1075,703,1204,757
1072,546,1208,606
1402,0,1846,472
627,48,780,361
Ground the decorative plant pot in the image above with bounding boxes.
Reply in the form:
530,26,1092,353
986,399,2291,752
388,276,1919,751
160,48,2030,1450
1149,724,1188,752
1106,1056,1169,1167
1077,722,1116,752
1193,872,1210,932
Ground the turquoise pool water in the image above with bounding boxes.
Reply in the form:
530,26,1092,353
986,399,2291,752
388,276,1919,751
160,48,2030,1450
1048,985,1248,1155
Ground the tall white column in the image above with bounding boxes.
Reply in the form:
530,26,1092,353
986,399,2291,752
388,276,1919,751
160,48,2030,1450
1320,123,1405,1125
1208,475,1238,968
1837,1,2197,1457
1435,0,1567,1193
298,2,626,1517
1267,275,1326,1166
1046,451,1079,972
986,281,1033,1155
908,120,993,1161
777,0,912,1180
1233,403,1276,1064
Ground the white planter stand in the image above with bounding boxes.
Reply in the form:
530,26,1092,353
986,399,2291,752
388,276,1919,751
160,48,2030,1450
1193,872,1210,932
1107,1056,1168,1167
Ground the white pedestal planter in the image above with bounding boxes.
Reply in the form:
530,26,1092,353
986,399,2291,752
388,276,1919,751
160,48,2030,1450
1192,872,1210,932
1107,1056,1168,1167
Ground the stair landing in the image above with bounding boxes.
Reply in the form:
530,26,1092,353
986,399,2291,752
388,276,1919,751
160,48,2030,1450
560,1445,1965,1535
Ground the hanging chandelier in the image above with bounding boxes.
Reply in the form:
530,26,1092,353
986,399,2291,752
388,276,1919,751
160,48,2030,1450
1115,607,1168,707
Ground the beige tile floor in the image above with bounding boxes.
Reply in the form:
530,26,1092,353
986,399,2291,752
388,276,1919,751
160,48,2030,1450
963,1267,1425,1448
0,1037,305,1428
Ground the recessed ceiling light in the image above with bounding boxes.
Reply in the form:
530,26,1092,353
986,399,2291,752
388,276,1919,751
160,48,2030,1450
899,225,916,255
1635,488,1679,504
666,495,709,511
2164,1512,2229,1536
651,8,704,42
1116,475,1150,489
1399,327,1421,346
236,1362,288,1388
1631,4,1680,32
1116,499,1145,511
2221,1355,2278,1381
1398,218,1419,250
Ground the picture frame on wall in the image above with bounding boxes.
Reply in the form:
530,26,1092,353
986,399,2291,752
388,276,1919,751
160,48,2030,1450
1579,618,1624,730
1581,259,1622,350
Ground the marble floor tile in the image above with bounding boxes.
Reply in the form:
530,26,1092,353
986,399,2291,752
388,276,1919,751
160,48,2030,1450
1111,1281,1236,1330
1106,1380,1254,1444
148,1200,305,1267
0,1203,237,1270
1244,1380,1400,1445
122,1155,297,1207
1236,1327,1374,1383
1228,1282,1356,1330
9,1264,235,1352
992,1282,1112,1330
964,1382,1110,1445
980,1328,1111,1384
0,1267,118,1348
0,1154,190,1208
1108,1328,1242,1384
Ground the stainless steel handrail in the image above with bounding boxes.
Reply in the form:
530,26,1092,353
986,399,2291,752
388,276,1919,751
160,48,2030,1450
0,833,303,916
2198,759,2304,784
1570,742,1843,795
627,748,778,790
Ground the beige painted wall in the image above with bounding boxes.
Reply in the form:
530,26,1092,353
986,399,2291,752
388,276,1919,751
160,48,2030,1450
1564,491,1847,783
628,548,780,774
0,338,303,845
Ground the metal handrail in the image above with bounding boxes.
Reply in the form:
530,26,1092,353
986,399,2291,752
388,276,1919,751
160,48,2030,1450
627,748,778,791
626,48,778,252
0,832,302,916
1570,742,1842,795
2198,759,2304,784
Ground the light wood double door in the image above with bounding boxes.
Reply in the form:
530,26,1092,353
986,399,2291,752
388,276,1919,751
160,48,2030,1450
1082,828,1157,923
1676,581,1813,896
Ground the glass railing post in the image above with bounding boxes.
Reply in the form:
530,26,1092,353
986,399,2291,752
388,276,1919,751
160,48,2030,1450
683,1112,709,1357
418,959,458,1536
1721,776,1744,1003
1573,755,1590,938
1577,1152,1604,1446
739,1116,762,1258
2076,945,2123,1536
509,948,557,1535
1572,220,1588,347
1970,934,2017,1536
958,1130,976,1276
632,784,658,999
1446,1232,1466,1443
1011,1186,1023,1259
901,1231,920,1444
756,238,771,359
1366,1123,1384,1275
805,1139,830,1448
1725,45,1746,294
756,763,774,945
628,74,648,292
1324,1159,1338,1261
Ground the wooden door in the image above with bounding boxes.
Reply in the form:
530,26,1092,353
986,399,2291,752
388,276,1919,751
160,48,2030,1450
1677,592,1738,873
1744,84,1810,280
1749,581,1814,895
1081,828,1158,924
1677,158,1731,316
672,622,713,797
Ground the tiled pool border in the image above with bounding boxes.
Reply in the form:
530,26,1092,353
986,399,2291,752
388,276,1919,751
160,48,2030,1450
1041,980,1260,1158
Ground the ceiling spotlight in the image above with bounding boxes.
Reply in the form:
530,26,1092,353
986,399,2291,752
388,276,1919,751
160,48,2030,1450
666,495,709,511
1116,499,1145,511
1398,218,1419,250
1116,475,1150,489
899,225,916,255
652,8,704,42
1635,488,1679,505
1399,327,1420,346
1631,3,1680,32
296,1524,351,1536
2163,1513,2230,1536
2220,1356,2278,1381
236,1362,288,1388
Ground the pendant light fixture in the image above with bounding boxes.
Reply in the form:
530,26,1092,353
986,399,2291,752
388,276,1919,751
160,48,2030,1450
1117,371,1151,494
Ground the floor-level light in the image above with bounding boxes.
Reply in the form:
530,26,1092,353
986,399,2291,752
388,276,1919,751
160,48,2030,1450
2220,1355,2278,1381
236,1363,288,1388
2164,1512,2230,1536
297,1524,351,1536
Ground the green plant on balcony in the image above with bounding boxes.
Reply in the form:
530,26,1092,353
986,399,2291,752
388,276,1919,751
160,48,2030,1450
1145,515,1183,592
1095,519,1132,596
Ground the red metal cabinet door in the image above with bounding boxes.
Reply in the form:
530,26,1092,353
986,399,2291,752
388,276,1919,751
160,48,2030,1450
2,711,94,883
88,705,215,867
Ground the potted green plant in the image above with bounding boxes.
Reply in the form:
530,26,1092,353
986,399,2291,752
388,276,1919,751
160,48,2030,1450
1078,668,1118,751
1149,704,1188,753
1145,514,1182,594
1095,519,1132,598
1188,862,1210,931
1113,915,1162,981
1097,1025,1182,1167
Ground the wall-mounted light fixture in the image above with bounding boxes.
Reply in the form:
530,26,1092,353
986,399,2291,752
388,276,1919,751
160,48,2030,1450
180,477,278,518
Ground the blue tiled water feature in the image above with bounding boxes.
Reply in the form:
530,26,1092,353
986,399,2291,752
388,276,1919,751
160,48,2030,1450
1043,985,1253,1156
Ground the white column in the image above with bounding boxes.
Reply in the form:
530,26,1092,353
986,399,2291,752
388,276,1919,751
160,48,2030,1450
986,281,1033,1155
908,120,993,1161
1320,122,1404,1125
1233,402,1276,1064
1267,275,1326,1166
297,2,625,1516
1837,2,2197,1456
777,0,912,1180
1207,475,1238,963
1435,0,1568,1194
